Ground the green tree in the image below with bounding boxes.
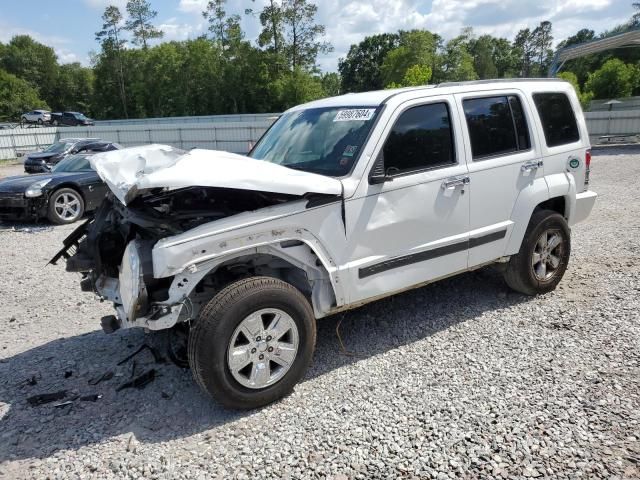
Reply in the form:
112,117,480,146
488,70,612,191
557,71,593,109
584,58,637,99
282,0,332,70
440,35,477,82
0,69,48,121
125,0,163,49
321,72,341,96
514,28,536,77
203,0,242,46
95,5,128,118
51,63,95,113
380,30,440,86
468,34,498,79
530,21,553,76
338,33,400,92
0,35,58,103
386,64,432,88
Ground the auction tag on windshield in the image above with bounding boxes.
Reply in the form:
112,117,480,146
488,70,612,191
334,108,376,122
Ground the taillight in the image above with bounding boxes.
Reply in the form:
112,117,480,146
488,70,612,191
584,149,591,187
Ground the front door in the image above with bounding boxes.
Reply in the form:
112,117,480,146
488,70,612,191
344,96,471,304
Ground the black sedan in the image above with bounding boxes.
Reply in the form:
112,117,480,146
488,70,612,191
0,154,111,224
23,138,122,174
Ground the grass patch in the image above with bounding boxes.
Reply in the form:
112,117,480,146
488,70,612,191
0,158,19,166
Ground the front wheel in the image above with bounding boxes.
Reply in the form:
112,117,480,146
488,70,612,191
47,188,85,224
52,120,59,126
188,277,316,409
504,209,571,295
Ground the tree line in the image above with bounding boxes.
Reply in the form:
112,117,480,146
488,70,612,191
0,1,639,121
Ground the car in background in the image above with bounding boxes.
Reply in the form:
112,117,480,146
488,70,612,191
51,111,95,127
23,138,105,173
0,150,119,224
21,110,51,125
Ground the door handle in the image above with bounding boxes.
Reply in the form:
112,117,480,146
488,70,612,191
441,176,470,190
521,160,543,172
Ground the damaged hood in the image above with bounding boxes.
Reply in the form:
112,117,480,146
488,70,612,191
90,144,343,205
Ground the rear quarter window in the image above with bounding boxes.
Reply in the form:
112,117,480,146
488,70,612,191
533,93,580,147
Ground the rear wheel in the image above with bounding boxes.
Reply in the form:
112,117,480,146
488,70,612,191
47,188,85,224
188,276,316,409
504,209,571,295
52,119,59,126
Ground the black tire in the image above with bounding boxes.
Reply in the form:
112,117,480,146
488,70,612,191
47,188,85,225
52,119,59,126
504,209,571,295
165,322,190,368
188,276,316,409
37,118,43,125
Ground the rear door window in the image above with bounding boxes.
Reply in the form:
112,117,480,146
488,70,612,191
533,93,580,147
462,95,531,160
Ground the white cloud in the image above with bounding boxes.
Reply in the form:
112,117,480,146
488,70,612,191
83,0,127,9
158,17,205,41
0,24,89,65
315,0,633,71
178,0,208,14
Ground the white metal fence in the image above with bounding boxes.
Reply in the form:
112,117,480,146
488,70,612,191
0,120,275,160
1,110,638,160
584,110,640,138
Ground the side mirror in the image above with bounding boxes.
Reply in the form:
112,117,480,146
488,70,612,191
369,152,394,185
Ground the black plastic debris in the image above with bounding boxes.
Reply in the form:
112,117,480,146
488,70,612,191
80,394,102,402
27,390,67,406
88,371,114,386
64,371,73,379
117,344,165,366
116,369,156,392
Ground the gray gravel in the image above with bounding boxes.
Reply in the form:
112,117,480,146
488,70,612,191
0,147,639,479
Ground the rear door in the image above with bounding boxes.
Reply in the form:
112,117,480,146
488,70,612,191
455,90,543,267
345,95,471,303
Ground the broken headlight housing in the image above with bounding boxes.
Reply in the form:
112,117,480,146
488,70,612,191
119,240,148,322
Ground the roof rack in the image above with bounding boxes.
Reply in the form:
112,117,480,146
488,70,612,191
436,78,566,88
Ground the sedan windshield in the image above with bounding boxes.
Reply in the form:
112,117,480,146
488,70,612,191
249,106,380,177
43,142,72,154
52,155,92,172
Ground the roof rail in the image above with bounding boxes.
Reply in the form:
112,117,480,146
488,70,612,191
436,78,566,88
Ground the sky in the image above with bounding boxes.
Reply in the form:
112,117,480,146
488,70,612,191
0,0,635,71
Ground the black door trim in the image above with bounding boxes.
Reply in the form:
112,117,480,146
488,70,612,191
358,229,507,279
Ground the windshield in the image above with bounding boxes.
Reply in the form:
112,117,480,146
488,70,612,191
43,142,72,154
73,113,87,119
52,155,92,172
249,106,380,177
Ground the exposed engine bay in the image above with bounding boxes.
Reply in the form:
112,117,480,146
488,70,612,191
54,186,301,282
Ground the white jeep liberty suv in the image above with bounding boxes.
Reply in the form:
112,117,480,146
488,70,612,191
55,79,597,409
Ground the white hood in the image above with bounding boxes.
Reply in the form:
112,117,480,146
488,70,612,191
90,144,343,205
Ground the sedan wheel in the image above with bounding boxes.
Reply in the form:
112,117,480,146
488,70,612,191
47,188,85,224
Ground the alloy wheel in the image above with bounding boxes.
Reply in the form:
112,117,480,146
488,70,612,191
54,192,82,222
531,229,565,281
227,308,299,389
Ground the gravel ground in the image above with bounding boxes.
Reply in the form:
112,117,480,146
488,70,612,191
0,147,638,479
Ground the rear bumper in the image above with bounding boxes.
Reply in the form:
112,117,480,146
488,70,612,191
572,190,597,225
